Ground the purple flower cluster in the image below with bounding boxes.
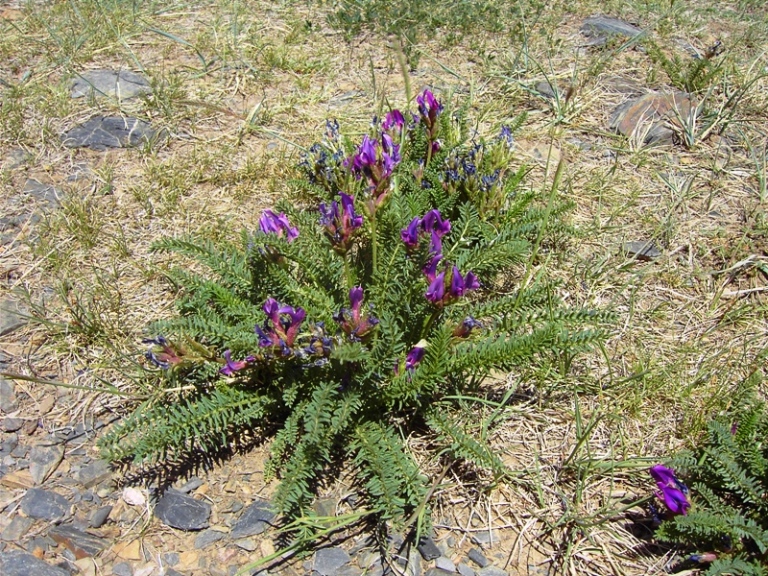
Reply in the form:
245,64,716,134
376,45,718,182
649,465,690,516
347,132,401,212
259,210,299,242
382,110,405,134
334,286,379,342
416,89,443,156
143,336,185,369
401,209,451,252
220,350,256,376
255,297,307,356
319,193,363,253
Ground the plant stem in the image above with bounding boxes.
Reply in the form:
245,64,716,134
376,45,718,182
370,209,378,276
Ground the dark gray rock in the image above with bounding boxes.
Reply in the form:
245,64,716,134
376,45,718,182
435,557,455,572
234,538,257,551
418,537,441,561
623,241,662,261
230,498,274,538
2,417,24,432
0,298,28,337
154,488,210,531
610,92,692,145
23,179,61,208
467,549,489,568
20,488,71,521
478,567,508,576
0,550,69,576
580,16,645,46
89,505,112,528
1,515,34,541
0,378,17,413
162,552,179,566
76,459,112,488
61,116,156,150
194,528,225,549
29,444,65,484
112,561,133,576
71,70,151,100
313,546,351,575
457,564,475,576
48,524,107,559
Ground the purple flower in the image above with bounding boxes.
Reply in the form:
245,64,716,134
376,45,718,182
340,193,364,230
382,109,405,133
449,267,480,298
428,230,443,256
453,317,482,338
219,350,255,376
425,270,446,304
256,298,306,353
352,135,377,172
417,89,443,124
334,286,379,341
143,336,184,369
649,465,690,516
401,217,421,248
405,345,426,371
259,210,299,242
421,209,451,237
320,193,363,251
422,254,442,282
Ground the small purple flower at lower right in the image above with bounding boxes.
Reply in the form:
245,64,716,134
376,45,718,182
649,464,690,515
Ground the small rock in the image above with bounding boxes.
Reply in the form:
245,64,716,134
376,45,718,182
230,498,274,538
162,552,180,567
435,557,456,572
89,505,112,528
194,528,225,549
580,15,645,46
26,535,52,555
29,444,65,484
20,488,71,521
610,92,693,145
133,564,156,576
122,487,146,506
623,241,662,261
112,561,133,576
468,549,489,568
61,116,157,150
0,550,69,576
314,546,351,575
478,567,508,576
23,179,61,208
70,70,151,100
0,378,17,413
154,489,210,531
425,570,456,576
418,536,442,561
1,515,34,541
177,476,204,493
533,81,560,100
471,531,494,547
76,460,112,488
3,148,32,169
0,299,28,337
234,538,257,552
48,525,107,559
2,418,24,432
458,564,476,576
73,557,96,576
0,469,33,489
114,539,142,561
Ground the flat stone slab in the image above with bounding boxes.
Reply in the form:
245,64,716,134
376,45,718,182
48,524,108,559
580,15,645,46
154,488,211,531
71,70,151,100
610,92,693,145
20,487,71,521
0,550,69,576
23,179,62,208
313,546,351,576
61,116,156,150
230,498,275,538
29,443,65,484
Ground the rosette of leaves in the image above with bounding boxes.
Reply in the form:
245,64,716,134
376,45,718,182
654,371,768,575
99,91,609,540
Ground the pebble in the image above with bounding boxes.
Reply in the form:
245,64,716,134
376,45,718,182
22,179,61,209
234,538,257,552
0,550,69,576
70,70,151,100
154,489,211,531
0,378,17,412
468,548,489,568
313,546,351,575
435,557,456,572
230,498,274,538
417,536,442,561
89,505,113,528
425,569,456,576
162,552,180,567
194,528,225,549
112,561,133,576
29,443,65,484
471,531,494,547
458,564,476,576
580,16,645,47
177,476,204,493
1,515,34,541
2,418,24,432
623,241,662,261
61,116,157,150
0,298,28,337
20,487,71,521
610,92,692,146
76,459,112,488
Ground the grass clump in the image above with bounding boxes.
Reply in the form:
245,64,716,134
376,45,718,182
98,89,609,546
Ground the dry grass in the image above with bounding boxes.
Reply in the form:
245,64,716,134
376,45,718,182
2,0,768,573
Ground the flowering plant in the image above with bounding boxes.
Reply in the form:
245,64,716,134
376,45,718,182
100,90,607,542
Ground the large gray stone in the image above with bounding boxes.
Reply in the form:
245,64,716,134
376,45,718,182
0,550,69,576
61,116,156,150
230,498,274,538
20,488,71,521
71,70,151,100
580,16,645,46
154,488,210,531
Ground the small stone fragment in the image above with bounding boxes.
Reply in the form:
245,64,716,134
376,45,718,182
48,525,107,559
314,547,351,576
177,476,204,493
0,299,28,337
435,557,455,572
154,489,210,531
113,539,142,561
458,564,476,576
23,179,61,209
77,460,112,489
234,538,257,552
478,567,508,576
1,515,34,541
471,531,494,547
29,444,65,484
425,569,456,576
623,241,662,261
610,92,693,145
122,487,146,506
0,378,17,413
0,469,34,489
533,81,560,100
89,505,113,528
0,550,69,576
468,549,489,568
73,557,96,576
2,418,24,432
112,561,133,576
61,116,157,150
20,488,71,521
580,16,645,46
418,536,442,561
194,528,225,549
230,498,274,538
71,70,151,100
162,552,180,567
